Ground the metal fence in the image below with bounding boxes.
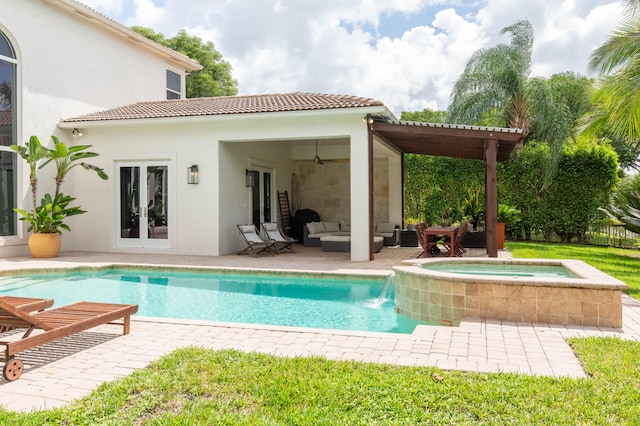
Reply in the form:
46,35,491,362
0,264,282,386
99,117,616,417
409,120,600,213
586,225,640,249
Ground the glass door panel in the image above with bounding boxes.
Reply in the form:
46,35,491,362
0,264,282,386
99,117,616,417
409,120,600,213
117,162,170,248
119,166,140,240
251,167,273,228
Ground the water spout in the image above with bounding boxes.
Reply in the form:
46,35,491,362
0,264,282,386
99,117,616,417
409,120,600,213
376,273,395,307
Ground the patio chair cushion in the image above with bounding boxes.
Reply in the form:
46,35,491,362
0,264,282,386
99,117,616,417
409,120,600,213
306,221,325,235
376,223,396,233
324,221,340,232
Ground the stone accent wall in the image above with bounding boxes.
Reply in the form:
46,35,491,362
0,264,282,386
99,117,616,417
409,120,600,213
393,261,626,328
294,158,389,222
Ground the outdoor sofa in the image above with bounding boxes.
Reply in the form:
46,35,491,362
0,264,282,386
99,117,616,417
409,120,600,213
302,221,400,247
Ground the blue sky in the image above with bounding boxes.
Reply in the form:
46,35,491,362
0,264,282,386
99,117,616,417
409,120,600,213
83,0,622,116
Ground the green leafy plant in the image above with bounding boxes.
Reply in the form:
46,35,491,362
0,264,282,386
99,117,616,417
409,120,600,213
461,187,484,229
599,174,640,234
43,136,108,195
497,203,521,224
600,190,640,233
14,193,85,234
10,135,108,234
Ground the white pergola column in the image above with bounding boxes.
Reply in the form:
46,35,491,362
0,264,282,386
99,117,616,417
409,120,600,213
350,129,371,261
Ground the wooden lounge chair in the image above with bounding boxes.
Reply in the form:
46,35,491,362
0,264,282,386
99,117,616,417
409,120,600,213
237,224,278,257
261,222,297,253
0,300,138,381
0,296,54,332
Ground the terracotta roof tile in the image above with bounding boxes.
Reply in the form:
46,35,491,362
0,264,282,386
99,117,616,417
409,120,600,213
62,92,385,123
0,110,12,126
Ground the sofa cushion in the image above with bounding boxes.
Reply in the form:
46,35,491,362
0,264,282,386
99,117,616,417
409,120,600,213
340,222,350,232
306,221,325,235
324,221,340,232
376,223,396,233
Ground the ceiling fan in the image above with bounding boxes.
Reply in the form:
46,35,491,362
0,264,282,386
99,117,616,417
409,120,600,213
313,139,324,164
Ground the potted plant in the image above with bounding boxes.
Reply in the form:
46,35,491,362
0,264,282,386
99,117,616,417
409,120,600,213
461,187,484,231
405,217,418,231
10,135,108,258
497,203,521,249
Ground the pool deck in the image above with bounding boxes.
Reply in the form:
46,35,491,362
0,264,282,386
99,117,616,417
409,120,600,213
1,246,640,413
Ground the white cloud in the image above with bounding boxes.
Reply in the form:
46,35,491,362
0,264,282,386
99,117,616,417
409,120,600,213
79,0,623,116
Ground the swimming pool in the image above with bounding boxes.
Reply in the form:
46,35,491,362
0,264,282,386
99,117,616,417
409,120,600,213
0,268,425,334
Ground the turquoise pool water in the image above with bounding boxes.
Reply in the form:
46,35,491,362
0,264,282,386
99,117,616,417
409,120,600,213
422,263,578,278
0,269,424,334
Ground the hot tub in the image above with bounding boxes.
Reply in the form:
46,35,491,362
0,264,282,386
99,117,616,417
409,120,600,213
393,258,628,327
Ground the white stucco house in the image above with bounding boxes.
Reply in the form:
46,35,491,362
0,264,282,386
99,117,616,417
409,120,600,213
1,0,521,261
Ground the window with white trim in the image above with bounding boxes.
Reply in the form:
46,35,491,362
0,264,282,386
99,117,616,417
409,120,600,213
0,30,17,236
166,69,181,99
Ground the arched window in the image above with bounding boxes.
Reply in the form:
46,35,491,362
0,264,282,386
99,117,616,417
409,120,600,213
0,30,17,236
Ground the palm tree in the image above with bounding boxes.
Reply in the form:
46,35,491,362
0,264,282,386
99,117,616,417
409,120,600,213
448,20,533,138
586,0,640,148
448,21,592,188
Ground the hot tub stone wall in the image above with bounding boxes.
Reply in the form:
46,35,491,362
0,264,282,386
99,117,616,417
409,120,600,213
394,261,626,328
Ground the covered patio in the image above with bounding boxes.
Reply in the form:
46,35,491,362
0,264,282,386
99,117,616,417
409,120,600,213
367,118,523,258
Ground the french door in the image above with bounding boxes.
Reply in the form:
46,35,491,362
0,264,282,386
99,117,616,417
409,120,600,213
116,161,170,248
250,166,273,228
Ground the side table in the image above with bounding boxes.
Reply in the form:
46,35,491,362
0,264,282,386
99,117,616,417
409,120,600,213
400,230,418,247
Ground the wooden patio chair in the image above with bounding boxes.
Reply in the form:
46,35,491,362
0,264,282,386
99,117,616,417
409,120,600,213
0,297,54,332
261,222,297,253
237,224,278,257
443,222,469,257
415,223,440,258
0,299,138,381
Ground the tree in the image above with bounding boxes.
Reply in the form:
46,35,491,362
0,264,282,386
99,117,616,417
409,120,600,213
449,21,597,187
585,0,640,148
400,108,447,123
448,20,533,137
132,27,237,98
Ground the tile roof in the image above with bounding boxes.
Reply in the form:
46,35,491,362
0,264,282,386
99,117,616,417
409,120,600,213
0,110,12,126
62,92,386,123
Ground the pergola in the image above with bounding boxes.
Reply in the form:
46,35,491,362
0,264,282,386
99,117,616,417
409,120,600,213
367,119,524,258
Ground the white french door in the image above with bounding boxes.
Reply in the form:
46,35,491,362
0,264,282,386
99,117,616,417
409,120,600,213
116,161,170,248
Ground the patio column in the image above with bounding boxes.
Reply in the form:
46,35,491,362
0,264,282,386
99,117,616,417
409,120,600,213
350,128,371,261
485,138,498,257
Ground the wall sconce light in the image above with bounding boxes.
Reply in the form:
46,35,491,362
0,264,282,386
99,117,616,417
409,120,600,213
245,169,255,187
187,165,199,184
72,128,83,137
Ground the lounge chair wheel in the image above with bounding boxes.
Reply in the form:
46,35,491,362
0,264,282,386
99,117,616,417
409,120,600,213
3,358,24,381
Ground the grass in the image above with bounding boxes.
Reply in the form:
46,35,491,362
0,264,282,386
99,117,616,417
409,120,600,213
1,242,639,424
506,241,640,298
1,340,639,425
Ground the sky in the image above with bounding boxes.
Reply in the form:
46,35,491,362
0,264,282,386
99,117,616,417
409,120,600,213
81,0,624,117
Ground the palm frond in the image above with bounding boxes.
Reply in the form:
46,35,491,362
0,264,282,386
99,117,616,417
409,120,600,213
588,19,640,75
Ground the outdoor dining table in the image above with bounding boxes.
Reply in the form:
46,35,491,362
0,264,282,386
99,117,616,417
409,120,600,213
423,225,460,257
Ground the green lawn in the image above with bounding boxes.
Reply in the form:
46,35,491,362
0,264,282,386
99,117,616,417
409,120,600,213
1,243,639,424
1,339,639,425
